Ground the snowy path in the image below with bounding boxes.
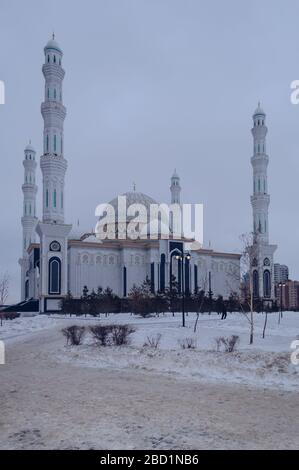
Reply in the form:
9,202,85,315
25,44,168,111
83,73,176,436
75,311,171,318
0,326,298,450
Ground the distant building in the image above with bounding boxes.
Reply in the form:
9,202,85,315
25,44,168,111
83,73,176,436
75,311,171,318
274,263,289,284
276,280,299,310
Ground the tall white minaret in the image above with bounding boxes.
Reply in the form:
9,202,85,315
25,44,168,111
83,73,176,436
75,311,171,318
250,104,276,300
36,36,72,313
40,34,67,224
170,169,182,236
251,103,269,243
19,143,38,300
170,169,181,204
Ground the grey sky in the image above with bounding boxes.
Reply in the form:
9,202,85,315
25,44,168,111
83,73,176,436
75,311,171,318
0,0,298,302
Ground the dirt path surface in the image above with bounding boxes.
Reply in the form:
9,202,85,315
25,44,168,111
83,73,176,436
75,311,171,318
0,327,298,450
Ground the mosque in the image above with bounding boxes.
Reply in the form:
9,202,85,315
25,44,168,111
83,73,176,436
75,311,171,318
18,36,258,313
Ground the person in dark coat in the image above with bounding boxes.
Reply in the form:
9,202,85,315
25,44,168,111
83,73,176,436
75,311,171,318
221,302,227,320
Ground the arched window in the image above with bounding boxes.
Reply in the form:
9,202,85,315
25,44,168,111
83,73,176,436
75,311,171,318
46,189,49,208
54,88,56,100
54,135,57,152
46,135,49,152
59,58,61,66
263,270,271,298
47,55,50,63
47,88,50,99
253,270,259,298
258,179,261,192
53,55,56,63
48,257,61,295
54,189,57,208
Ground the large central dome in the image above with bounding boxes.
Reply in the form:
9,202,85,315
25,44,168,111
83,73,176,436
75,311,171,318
95,191,171,239
108,191,158,219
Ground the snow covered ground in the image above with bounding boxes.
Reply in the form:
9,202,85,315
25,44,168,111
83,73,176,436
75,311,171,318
0,314,59,341
1,311,298,391
1,312,298,449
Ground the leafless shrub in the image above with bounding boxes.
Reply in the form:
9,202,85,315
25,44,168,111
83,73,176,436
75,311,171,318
228,335,240,352
215,336,222,352
265,353,289,373
110,324,135,346
90,324,112,346
178,337,197,350
144,333,162,349
62,325,86,346
1,312,20,321
215,335,240,353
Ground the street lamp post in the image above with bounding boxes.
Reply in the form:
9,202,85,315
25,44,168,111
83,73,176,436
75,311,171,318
278,283,285,324
175,252,191,327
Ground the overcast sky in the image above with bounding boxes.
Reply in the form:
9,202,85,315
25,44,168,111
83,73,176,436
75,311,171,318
1,0,299,302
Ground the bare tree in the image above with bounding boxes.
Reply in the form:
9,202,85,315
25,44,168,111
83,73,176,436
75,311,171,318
226,234,257,345
0,272,9,306
262,307,268,339
243,233,260,345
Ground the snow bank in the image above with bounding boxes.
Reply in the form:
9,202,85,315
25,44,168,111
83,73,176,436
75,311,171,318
1,311,298,390
55,311,299,391
0,315,59,341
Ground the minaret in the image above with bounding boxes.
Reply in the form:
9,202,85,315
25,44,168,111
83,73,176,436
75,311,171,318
36,36,72,313
19,143,38,300
22,142,38,252
40,34,67,224
170,169,181,204
251,103,269,243
170,169,182,237
250,104,276,300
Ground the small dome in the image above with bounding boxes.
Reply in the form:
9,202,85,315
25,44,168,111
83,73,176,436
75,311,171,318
44,37,62,54
253,102,265,116
25,143,35,153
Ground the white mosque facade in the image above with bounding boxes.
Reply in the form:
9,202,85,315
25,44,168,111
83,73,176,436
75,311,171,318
19,37,242,313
